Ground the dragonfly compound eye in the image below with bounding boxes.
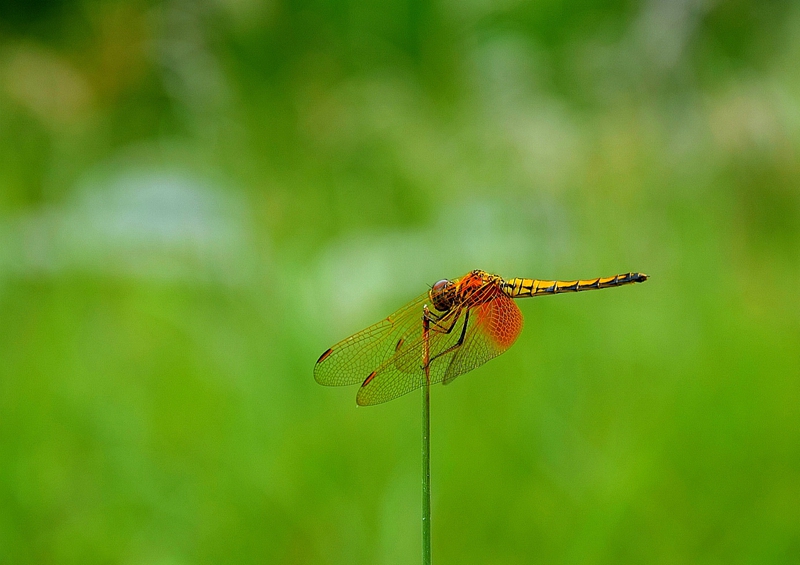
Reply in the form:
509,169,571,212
429,279,455,312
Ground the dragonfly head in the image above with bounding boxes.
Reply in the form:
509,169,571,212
429,279,456,312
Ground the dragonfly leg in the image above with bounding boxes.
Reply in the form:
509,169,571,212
425,307,462,335
428,309,470,364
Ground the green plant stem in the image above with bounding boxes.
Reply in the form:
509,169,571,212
422,307,432,565
422,378,431,565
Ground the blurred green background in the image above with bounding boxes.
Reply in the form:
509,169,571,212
1,0,799,563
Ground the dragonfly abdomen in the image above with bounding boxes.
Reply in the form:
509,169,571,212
502,272,648,298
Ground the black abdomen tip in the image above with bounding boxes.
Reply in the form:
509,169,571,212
634,273,649,282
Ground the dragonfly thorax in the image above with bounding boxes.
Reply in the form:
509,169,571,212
429,279,456,312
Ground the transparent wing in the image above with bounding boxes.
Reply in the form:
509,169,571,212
355,286,523,405
354,306,467,405
313,290,432,387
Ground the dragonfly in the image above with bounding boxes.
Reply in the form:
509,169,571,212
314,270,648,406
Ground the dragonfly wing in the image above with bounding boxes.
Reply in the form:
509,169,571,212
317,282,523,405
314,291,430,387
356,307,468,406
442,290,523,385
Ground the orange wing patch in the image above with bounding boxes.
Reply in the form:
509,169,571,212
479,297,522,349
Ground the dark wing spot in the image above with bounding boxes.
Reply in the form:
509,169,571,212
395,338,405,352
362,371,377,387
317,348,333,364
